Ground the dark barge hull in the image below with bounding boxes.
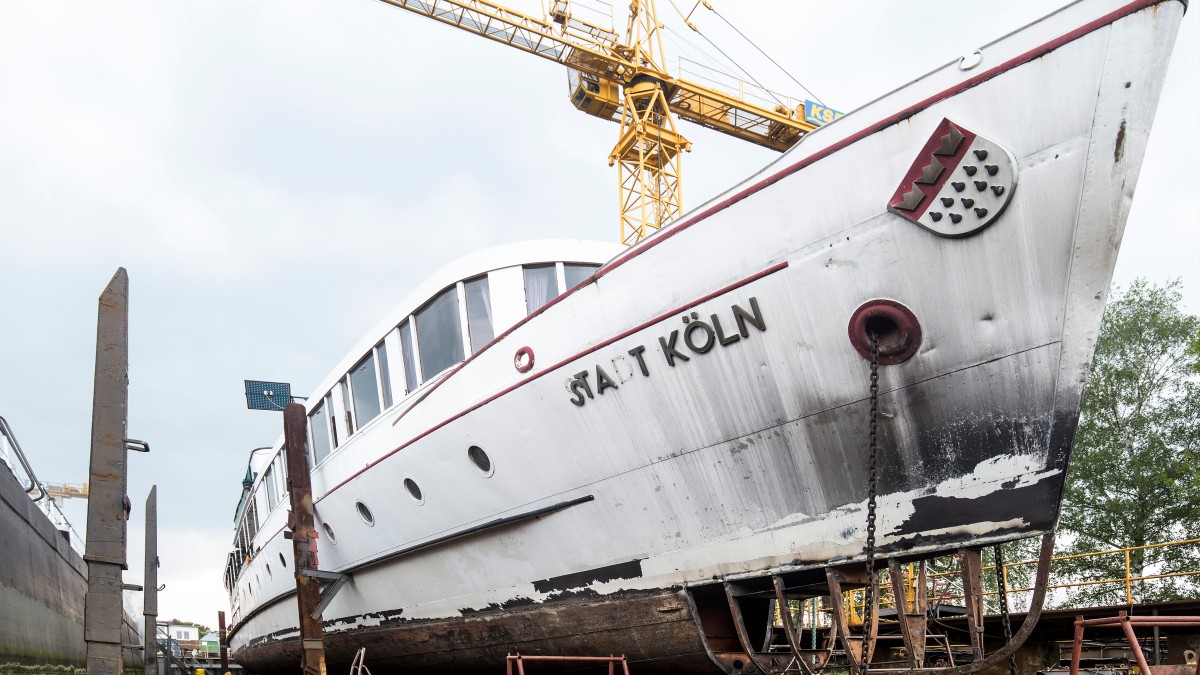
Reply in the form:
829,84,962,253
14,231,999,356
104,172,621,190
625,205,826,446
0,458,141,673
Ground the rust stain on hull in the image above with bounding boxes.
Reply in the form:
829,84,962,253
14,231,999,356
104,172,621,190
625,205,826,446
235,588,718,675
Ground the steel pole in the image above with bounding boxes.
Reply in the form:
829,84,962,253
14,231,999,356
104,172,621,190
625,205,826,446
1119,614,1154,675
143,486,158,675
283,402,326,675
83,268,131,675
218,611,229,674
1069,616,1084,675
1153,607,1161,666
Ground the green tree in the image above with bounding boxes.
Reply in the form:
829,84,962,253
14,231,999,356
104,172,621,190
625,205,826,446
1056,278,1200,606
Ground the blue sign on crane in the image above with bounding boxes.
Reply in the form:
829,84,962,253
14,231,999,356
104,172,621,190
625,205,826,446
804,100,844,126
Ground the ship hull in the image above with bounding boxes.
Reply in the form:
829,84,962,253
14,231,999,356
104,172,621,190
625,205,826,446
235,588,712,674
0,457,141,673
229,0,1186,672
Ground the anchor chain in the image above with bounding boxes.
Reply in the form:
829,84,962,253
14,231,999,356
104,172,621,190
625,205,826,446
861,332,881,675
993,544,1018,675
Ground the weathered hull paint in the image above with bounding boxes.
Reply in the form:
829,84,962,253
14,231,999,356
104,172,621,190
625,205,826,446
0,454,142,674
228,0,1186,672
240,588,711,675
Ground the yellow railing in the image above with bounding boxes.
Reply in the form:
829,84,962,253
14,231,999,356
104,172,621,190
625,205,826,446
823,538,1200,628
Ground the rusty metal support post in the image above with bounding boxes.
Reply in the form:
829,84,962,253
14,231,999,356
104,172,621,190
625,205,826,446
218,611,229,674
826,566,869,673
864,573,879,666
1118,612,1155,675
83,268,132,675
772,576,830,672
1069,616,1084,675
143,486,157,675
283,401,326,675
1153,608,1161,665
888,558,928,669
722,582,780,674
959,547,986,661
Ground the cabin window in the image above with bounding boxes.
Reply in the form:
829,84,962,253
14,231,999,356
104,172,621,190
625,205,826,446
349,352,382,428
524,264,559,314
340,379,353,434
275,455,288,505
238,497,258,554
564,263,600,289
309,398,333,464
416,286,465,380
246,497,258,537
376,341,393,409
399,320,418,394
327,394,339,448
264,466,278,511
464,275,494,353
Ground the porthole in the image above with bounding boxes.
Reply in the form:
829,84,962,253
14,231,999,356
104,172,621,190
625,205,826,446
279,552,287,568
321,522,336,543
467,445,493,476
356,501,375,526
404,477,424,503
266,563,272,577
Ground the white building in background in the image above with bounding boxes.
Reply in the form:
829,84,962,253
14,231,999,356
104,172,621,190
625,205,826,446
168,624,198,643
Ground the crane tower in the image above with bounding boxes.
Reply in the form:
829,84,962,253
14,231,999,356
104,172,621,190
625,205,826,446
377,0,830,245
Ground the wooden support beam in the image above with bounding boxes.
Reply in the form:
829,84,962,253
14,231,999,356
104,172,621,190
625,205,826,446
283,402,327,675
218,610,229,674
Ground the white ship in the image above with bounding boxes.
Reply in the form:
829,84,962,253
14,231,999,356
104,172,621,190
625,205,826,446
225,0,1188,672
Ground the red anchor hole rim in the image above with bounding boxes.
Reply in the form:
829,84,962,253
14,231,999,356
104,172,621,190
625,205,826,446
514,346,535,373
848,300,922,365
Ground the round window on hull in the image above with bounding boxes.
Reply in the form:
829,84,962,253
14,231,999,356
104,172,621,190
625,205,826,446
468,445,492,475
321,522,336,543
404,478,424,503
356,500,375,526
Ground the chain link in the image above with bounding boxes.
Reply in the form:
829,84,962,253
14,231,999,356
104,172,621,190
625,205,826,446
861,332,880,675
994,544,1018,675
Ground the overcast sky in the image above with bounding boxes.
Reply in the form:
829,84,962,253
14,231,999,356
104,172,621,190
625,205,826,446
1,0,1195,630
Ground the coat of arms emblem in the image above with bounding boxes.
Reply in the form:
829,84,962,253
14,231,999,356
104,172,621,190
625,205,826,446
887,119,1017,237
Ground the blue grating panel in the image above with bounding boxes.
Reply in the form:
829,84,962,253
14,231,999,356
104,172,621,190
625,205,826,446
244,380,291,411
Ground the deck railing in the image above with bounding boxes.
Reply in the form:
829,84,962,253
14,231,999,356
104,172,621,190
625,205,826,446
975,537,1200,607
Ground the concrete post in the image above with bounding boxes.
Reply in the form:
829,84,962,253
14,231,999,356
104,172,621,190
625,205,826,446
83,268,131,675
144,486,158,675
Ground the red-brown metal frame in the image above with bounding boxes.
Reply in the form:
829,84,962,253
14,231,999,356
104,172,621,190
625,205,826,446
1068,612,1200,675
506,654,631,675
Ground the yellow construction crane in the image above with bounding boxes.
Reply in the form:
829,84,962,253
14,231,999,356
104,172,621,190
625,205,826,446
42,481,90,502
377,0,826,245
